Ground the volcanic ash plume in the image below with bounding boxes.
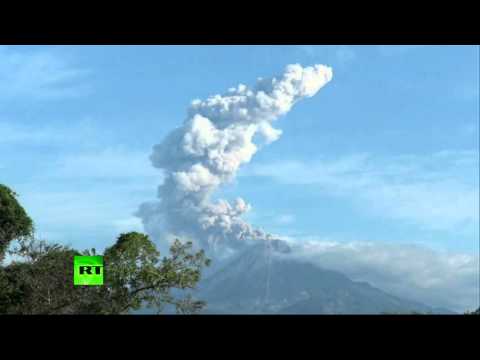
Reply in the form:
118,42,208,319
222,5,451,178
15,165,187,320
137,64,333,257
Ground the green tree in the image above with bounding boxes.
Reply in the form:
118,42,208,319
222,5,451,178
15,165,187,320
0,184,34,261
1,234,210,314
0,184,210,314
100,232,211,314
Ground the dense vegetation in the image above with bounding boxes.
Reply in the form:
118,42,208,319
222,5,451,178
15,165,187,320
0,185,34,262
0,184,210,314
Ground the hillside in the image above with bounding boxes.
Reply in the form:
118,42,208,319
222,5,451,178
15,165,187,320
196,241,453,314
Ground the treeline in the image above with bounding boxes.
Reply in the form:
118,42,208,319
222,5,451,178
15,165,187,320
465,308,480,315
0,184,210,314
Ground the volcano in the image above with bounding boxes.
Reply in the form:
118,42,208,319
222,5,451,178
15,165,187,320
195,240,453,314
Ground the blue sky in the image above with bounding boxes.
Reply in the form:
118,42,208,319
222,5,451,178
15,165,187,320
1,45,478,310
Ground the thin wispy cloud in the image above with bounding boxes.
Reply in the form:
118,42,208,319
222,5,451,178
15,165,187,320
0,119,160,251
0,117,114,151
0,46,90,101
16,176,159,252
243,150,479,234
50,147,161,181
0,121,63,145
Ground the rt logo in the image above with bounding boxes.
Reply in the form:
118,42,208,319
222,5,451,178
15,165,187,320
74,256,104,286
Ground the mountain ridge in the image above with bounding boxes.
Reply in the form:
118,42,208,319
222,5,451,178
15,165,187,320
196,241,455,314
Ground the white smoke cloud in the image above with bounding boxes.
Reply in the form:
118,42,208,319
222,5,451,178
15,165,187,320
137,64,333,256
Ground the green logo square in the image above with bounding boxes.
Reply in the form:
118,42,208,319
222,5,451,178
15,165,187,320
74,256,104,286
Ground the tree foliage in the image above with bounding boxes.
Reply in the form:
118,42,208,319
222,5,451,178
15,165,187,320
0,184,210,314
0,184,33,261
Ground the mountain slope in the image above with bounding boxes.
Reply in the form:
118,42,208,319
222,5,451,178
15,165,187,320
197,241,451,314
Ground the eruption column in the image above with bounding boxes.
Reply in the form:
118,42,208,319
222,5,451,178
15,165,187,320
137,64,333,258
